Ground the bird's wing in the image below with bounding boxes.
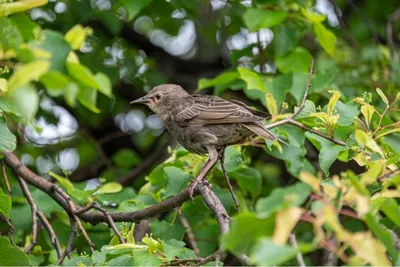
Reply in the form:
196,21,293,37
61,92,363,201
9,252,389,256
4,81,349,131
175,94,263,125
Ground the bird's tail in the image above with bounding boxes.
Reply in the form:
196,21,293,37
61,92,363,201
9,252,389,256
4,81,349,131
243,123,276,141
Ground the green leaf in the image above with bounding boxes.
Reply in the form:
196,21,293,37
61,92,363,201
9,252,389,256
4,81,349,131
289,73,309,105
9,13,39,42
163,167,192,199
379,199,400,229
267,143,306,176
306,133,347,176
40,71,70,97
0,236,30,266
221,212,275,255
295,100,316,119
49,171,87,201
119,0,154,21
311,65,338,92
112,149,140,168
313,22,336,55
271,73,292,106
376,88,389,105
77,87,100,113
94,72,113,98
150,219,185,241
274,22,301,57
131,249,162,266
250,238,297,266
67,62,99,89
237,67,266,91
197,71,239,90
98,182,123,194
336,101,360,126
0,189,11,218
364,213,398,263
0,0,47,17
8,60,50,92
0,17,23,50
243,9,286,32
65,82,79,107
162,239,185,261
8,83,39,121
256,182,310,218
0,117,16,153
34,30,72,72
276,47,312,73
219,146,243,172
108,254,135,266
231,167,262,199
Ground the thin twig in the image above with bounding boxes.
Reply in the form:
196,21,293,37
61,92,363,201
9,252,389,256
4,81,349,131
57,218,78,265
177,208,200,257
36,212,62,258
219,149,239,213
2,216,15,245
52,185,95,252
195,249,221,266
1,161,12,197
291,58,315,119
16,176,39,253
378,168,400,181
289,233,306,267
76,202,126,244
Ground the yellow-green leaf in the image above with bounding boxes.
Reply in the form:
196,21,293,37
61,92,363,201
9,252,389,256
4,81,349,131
313,22,336,56
0,0,48,17
98,182,123,194
354,130,384,158
350,232,391,266
299,172,321,193
0,78,7,92
327,91,340,117
301,8,326,23
361,104,375,128
272,207,303,245
66,62,99,88
360,160,383,185
94,72,113,98
8,60,50,92
266,93,278,118
65,24,86,50
237,67,266,91
376,88,388,105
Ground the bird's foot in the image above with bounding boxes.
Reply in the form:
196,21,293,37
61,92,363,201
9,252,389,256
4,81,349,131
188,180,198,200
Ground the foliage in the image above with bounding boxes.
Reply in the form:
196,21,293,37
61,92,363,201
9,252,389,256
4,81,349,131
0,0,400,266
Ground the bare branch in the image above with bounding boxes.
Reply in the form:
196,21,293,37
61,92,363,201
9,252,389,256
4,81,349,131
219,149,239,213
2,161,12,197
57,218,78,265
17,176,39,254
289,233,306,267
198,180,230,235
291,58,315,119
37,212,62,258
76,202,126,244
177,208,200,257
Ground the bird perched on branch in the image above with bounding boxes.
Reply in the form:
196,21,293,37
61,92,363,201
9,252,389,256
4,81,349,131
131,84,277,199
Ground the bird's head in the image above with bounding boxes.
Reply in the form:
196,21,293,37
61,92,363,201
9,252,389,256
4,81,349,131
130,84,189,114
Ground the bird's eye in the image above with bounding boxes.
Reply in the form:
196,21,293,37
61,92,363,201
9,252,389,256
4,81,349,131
155,93,162,100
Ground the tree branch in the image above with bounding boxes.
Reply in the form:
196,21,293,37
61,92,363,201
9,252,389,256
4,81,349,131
177,208,200,257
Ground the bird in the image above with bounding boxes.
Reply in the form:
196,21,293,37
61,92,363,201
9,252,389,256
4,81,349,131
130,84,277,199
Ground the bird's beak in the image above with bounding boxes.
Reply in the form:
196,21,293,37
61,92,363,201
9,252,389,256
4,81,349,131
130,96,149,104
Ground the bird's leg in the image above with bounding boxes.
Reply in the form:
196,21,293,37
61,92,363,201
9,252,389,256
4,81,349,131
188,146,218,200
219,148,240,213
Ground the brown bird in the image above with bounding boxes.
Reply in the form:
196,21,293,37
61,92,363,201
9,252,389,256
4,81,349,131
130,84,276,198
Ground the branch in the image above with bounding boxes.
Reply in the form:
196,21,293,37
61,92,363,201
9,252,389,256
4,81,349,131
219,149,239,213
1,161,12,197
57,218,77,265
177,208,200,257
265,59,347,147
75,202,126,244
197,180,230,235
16,175,62,257
2,151,200,224
289,233,306,267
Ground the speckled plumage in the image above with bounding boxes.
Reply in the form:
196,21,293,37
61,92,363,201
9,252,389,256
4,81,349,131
131,84,276,155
